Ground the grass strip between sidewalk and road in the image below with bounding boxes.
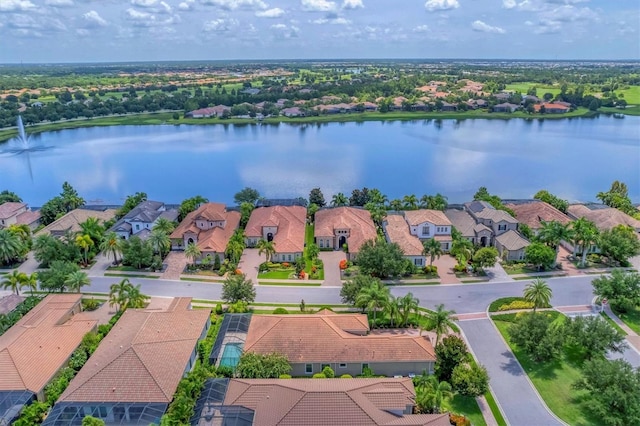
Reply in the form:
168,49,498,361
483,390,508,426
258,281,322,286
104,272,160,279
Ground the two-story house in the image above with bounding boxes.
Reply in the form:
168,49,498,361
403,210,453,251
244,206,306,263
110,201,178,240
170,203,240,262
314,207,377,260
382,214,426,267
0,202,41,230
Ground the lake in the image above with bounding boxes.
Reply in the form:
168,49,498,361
1,115,639,206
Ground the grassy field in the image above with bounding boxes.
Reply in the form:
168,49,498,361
612,305,640,334
504,83,562,97
599,312,627,335
483,390,508,426
600,105,640,116
615,85,640,104
492,313,599,426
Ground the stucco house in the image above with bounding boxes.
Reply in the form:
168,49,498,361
492,102,519,113
169,203,240,262
403,210,453,251
464,201,520,246
244,206,306,263
565,204,640,254
0,202,41,230
495,230,530,261
314,207,377,259
444,209,493,246
36,208,117,238
382,214,426,267
109,200,178,240
505,201,572,235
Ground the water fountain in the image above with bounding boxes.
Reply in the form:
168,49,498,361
2,115,50,181
16,115,28,148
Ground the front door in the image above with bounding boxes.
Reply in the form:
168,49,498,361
338,236,347,250
267,233,274,242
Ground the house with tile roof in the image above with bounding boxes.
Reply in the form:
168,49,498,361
0,294,96,420
170,203,240,261
244,206,306,263
505,201,572,235
314,207,377,260
190,378,451,426
495,230,530,261
0,202,40,230
403,210,453,251
444,209,493,246
243,311,435,378
109,200,178,240
463,201,521,246
382,215,426,267
44,298,210,426
36,208,117,238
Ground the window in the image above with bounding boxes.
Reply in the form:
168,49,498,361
319,240,324,248
498,224,507,231
422,225,429,235
288,254,292,261
136,224,140,230
415,258,423,266
305,364,313,374
362,363,370,374
339,363,347,368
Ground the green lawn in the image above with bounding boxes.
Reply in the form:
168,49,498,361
258,281,322,287
612,305,640,334
257,269,295,279
614,85,640,104
483,390,507,426
600,105,640,116
104,272,159,279
443,395,486,426
599,312,627,335
504,83,562,97
493,314,599,426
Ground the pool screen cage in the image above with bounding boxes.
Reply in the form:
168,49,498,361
0,390,35,426
42,401,168,425
190,378,254,426
209,314,252,366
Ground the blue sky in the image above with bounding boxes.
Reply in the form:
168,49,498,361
0,0,638,63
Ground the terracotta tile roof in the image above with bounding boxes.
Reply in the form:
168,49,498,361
534,102,570,112
244,206,307,253
567,204,640,231
0,294,96,395
59,298,210,403
505,201,571,230
15,210,40,225
36,208,117,236
495,230,530,251
383,215,424,256
223,378,450,426
403,210,451,227
244,313,435,364
315,207,377,254
170,203,240,252
0,202,26,220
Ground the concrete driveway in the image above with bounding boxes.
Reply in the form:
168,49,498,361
87,252,115,277
238,249,263,285
458,318,564,426
319,251,346,287
17,251,40,274
484,262,514,282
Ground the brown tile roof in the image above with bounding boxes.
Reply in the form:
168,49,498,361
403,210,451,227
505,201,571,230
245,206,307,253
495,230,530,251
0,202,26,220
444,209,477,238
59,298,210,403
170,203,240,252
315,207,377,254
567,204,640,231
224,378,450,426
244,313,435,364
36,208,117,236
0,294,96,395
15,210,40,225
383,215,424,256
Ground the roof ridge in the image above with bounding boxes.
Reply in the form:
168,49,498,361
245,316,283,351
131,344,173,401
2,348,27,390
269,383,306,424
345,386,382,425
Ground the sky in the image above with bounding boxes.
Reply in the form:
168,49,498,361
0,0,638,63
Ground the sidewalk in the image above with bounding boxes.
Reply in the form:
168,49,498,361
603,305,640,353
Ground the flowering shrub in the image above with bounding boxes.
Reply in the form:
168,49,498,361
235,269,242,275
299,271,306,279
498,300,535,311
282,262,290,268
449,414,471,426
339,259,348,270
311,266,317,272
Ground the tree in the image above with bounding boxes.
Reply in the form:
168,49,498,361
473,186,516,217
398,292,419,327
356,239,406,278
184,242,201,265
235,352,291,378
472,247,498,270
592,270,640,313
222,273,256,304
234,187,260,205
39,261,80,293
508,312,563,362
422,238,443,266
533,190,568,213
256,239,275,263
426,304,456,346
564,315,627,361
571,217,599,267
306,242,319,261
435,335,469,382
79,217,105,248
121,237,154,269
225,230,245,265
389,199,403,211
536,220,572,267
148,229,170,255
330,192,349,207
116,192,147,219
24,273,38,296
39,196,67,225
384,295,401,327
239,202,254,228
75,234,94,266
0,190,21,203
524,242,556,271
451,362,490,397
0,229,23,266
341,274,380,306
414,374,453,414
178,195,208,221
108,278,149,312
355,280,390,326
82,417,106,426
523,278,552,312
1,270,27,295
598,225,640,266
349,187,370,206
99,232,123,265
64,270,90,293
308,188,326,207
153,217,175,235
60,181,85,212
573,359,640,426
307,203,319,222
125,283,150,309
402,194,419,210
597,180,635,214
420,193,448,210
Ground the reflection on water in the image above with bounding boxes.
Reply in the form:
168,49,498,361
0,116,638,206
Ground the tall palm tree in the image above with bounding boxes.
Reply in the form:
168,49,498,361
368,189,388,207
451,238,473,264
399,292,420,327
430,193,448,211
184,242,201,265
384,295,400,327
402,194,419,210
571,217,599,268
1,270,27,295
109,279,132,312
148,229,170,255
422,238,443,266
75,234,94,266
153,217,175,235
330,193,349,207
427,304,456,346
537,220,572,267
364,203,387,228
0,229,22,266
355,280,390,326
225,239,245,265
64,271,90,293
256,239,276,263
415,374,453,414
100,232,123,265
24,273,38,296
523,278,552,313
389,199,403,212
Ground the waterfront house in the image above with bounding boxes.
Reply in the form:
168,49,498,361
0,202,40,230
492,102,519,113
403,210,453,251
444,209,493,246
565,204,640,254
36,208,117,238
382,214,427,267
244,206,306,262
186,105,231,118
109,200,178,240
495,230,530,261
505,201,572,235
534,103,570,113
464,201,520,246
314,207,377,260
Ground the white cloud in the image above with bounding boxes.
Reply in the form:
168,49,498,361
45,0,74,7
471,20,506,34
424,0,459,12
125,8,178,27
301,0,337,12
203,18,239,32
312,16,351,24
342,0,363,9
131,0,157,6
202,0,267,10
256,7,285,18
0,0,35,12
413,24,429,32
502,0,516,8
83,10,108,27
130,0,172,13
270,23,299,38
178,0,195,10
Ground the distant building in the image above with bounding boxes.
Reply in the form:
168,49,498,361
185,105,231,118
36,208,116,238
0,202,40,230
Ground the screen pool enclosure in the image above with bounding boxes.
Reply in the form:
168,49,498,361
209,314,252,369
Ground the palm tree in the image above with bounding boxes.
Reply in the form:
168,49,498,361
415,374,453,414
364,203,387,228
355,280,390,327
450,238,473,264
100,232,123,265
148,229,170,255
571,217,599,267
399,292,420,327
0,229,22,266
75,234,94,266
184,242,201,265
225,239,245,265
153,217,175,235
430,193,448,211
109,279,131,312
368,189,388,207
384,295,400,327
389,199,403,212
24,273,38,296
1,270,27,295
330,193,349,207
64,271,90,293
427,304,456,346
124,283,150,309
256,239,276,263
537,220,572,267
402,194,419,210
79,217,104,247
422,238,443,266
523,278,552,313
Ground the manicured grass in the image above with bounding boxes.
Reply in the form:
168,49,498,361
493,314,599,426
106,265,146,272
600,105,640,116
612,305,640,334
258,281,322,286
103,272,159,279
504,83,562,97
179,277,223,283
483,390,508,426
599,312,627,335
444,395,486,426
258,269,295,279
614,85,640,104
488,297,524,312
305,223,314,247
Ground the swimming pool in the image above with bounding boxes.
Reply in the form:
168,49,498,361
219,343,243,368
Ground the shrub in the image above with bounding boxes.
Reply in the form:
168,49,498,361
454,264,467,273
235,269,242,275
215,303,224,315
498,300,535,311
282,262,290,268
339,259,348,270
97,324,111,337
449,414,471,426
258,262,269,272
423,265,438,274
299,271,306,279
311,266,317,272
322,366,335,378
340,374,353,378
228,301,249,313
219,265,227,275
216,366,234,378
82,298,100,311
68,349,88,371
361,367,374,377
279,374,292,379
273,307,289,314
312,373,326,378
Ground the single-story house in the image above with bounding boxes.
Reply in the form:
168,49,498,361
383,214,426,267
244,206,306,263
444,209,493,247
403,210,453,251
495,229,530,261
36,208,117,238
109,200,178,240
314,207,377,259
493,102,519,113
505,201,572,235
494,92,511,101
0,202,41,230
44,298,210,426
534,103,570,113
170,203,240,261
185,105,231,118
281,107,304,117
440,101,457,111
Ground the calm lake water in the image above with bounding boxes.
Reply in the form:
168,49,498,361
1,116,639,206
